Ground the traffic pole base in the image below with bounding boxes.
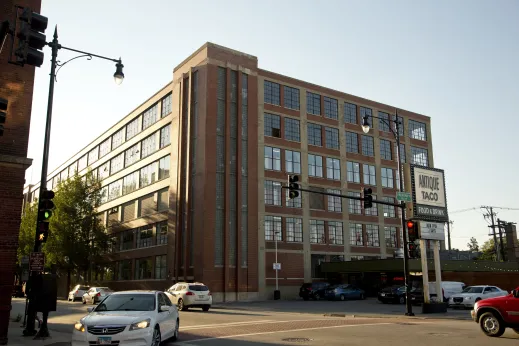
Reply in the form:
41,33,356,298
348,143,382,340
22,329,37,337
34,325,50,339
405,312,415,316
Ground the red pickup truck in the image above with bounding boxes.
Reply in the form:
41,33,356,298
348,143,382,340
471,287,519,337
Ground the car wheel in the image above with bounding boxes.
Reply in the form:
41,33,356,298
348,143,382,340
475,298,481,303
513,328,519,334
171,319,179,341
479,312,506,337
339,294,345,301
203,305,210,312
82,298,86,305
178,299,188,311
399,296,405,304
151,326,161,346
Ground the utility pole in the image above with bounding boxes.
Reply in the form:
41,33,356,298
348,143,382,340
446,221,453,251
483,206,500,261
496,219,506,261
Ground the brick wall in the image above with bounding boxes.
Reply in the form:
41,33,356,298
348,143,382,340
0,0,41,343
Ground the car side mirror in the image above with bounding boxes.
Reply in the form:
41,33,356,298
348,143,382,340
513,289,519,298
87,307,94,313
160,305,170,312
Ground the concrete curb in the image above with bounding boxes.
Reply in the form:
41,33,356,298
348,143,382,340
323,313,472,321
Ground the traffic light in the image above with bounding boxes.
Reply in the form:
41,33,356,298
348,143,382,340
407,220,418,243
0,98,7,136
36,222,49,244
14,7,48,67
288,175,300,200
363,187,373,209
408,242,418,259
38,189,55,222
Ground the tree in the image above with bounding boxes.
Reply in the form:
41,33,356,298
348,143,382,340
467,237,479,252
17,202,38,263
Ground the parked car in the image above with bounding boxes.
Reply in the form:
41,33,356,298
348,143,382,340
449,285,508,309
82,287,113,305
165,282,212,311
471,286,519,337
72,290,179,346
299,282,330,301
325,284,365,301
378,285,406,304
410,281,465,304
68,285,90,302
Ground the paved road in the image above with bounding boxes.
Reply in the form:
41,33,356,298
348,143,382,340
9,298,519,345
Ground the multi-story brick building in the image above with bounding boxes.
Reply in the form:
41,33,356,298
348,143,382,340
1,0,42,343
23,42,434,302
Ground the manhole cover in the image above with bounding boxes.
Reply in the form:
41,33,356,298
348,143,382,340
282,338,313,342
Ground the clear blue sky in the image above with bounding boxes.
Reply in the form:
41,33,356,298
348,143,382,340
25,0,519,250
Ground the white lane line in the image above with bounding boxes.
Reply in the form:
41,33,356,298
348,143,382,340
177,322,398,344
180,320,276,330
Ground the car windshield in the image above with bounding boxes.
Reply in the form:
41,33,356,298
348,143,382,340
462,286,484,294
189,285,209,291
95,294,156,312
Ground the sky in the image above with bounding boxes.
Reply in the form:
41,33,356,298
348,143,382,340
25,0,519,251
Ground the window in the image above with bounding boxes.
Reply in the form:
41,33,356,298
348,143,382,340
326,157,340,180
135,257,153,280
156,221,168,245
346,161,360,183
360,107,372,127
155,255,167,279
361,135,374,156
61,168,69,182
350,223,364,246
141,133,157,158
100,186,108,204
160,124,171,148
366,224,380,247
364,194,377,216
110,153,124,175
324,96,338,120
411,146,429,166
112,128,125,150
98,162,110,180
325,127,339,149
363,164,376,185
264,113,281,138
108,179,122,201
137,227,153,248
158,155,170,179
308,154,323,177
265,216,282,241
380,139,392,160
143,104,159,130
284,118,300,142
69,162,77,176
286,218,303,242
381,168,394,188
307,123,322,146
392,115,404,136
264,81,280,105
309,186,325,210
118,260,132,280
310,220,325,244
396,172,401,190
344,102,357,124
285,150,301,174
125,143,140,167
264,146,281,171
264,180,282,206
120,230,134,251
409,120,427,141
327,189,342,212
126,116,141,140
161,93,172,117
286,189,302,208
381,196,396,218
78,155,88,172
123,171,138,195
140,162,157,188
99,138,111,158
306,92,321,115
348,191,361,214
328,222,343,245
284,86,300,110
378,112,390,132
396,143,406,163
88,147,99,165
345,132,358,153
385,227,398,248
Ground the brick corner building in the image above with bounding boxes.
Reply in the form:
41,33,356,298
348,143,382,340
23,42,436,304
0,0,41,343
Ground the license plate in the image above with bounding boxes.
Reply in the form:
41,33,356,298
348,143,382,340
380,293,385,296
97,337,112,345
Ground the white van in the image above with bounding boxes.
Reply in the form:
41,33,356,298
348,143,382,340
428,281,465,302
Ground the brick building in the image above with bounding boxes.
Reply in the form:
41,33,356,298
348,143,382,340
1,0,41,343
23,42,434,302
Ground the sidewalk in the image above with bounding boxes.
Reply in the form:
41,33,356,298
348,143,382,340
6,322,71,346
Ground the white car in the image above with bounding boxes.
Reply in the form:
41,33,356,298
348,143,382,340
82,287,113,304
72,290,179,346
449,285,508,308
166,282,212,311
68,285,90,302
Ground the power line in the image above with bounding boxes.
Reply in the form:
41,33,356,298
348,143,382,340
450,207,479,214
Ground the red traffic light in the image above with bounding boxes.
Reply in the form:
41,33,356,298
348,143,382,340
406,221,415,229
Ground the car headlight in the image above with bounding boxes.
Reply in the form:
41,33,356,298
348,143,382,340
464,296,472,301
74,322,85,332
129,318,151,331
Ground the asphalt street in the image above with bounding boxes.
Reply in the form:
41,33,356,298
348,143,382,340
9,298,519,345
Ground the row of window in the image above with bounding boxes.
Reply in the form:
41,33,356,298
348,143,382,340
108,255,167,281
263,81,427,141
264,215,400,248
111,220,168,252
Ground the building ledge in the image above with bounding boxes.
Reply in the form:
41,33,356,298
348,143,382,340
0,154,32,169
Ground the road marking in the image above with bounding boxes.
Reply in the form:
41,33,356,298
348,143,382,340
177,321,420,344
180,320,276,330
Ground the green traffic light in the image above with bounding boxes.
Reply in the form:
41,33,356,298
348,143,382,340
43,210,52,220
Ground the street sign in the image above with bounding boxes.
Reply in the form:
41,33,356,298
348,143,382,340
29,252,45,272
21,256,29,265
273,263,281,270
419,221,446,241
396,191,412,202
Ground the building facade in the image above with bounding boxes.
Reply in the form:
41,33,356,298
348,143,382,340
23,42,434,302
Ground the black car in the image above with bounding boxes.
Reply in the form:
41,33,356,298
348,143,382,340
299,282,330,300
378,285,406,304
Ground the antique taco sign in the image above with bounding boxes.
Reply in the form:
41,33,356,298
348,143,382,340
410,165,448,222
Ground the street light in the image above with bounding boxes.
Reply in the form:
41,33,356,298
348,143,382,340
113,59,124,85
360,110,414,316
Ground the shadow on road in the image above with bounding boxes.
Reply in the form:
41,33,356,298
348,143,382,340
184,310,268,317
